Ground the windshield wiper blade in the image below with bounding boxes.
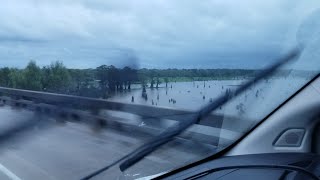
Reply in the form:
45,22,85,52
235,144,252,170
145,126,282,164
119,48,301,171
81,48,302,180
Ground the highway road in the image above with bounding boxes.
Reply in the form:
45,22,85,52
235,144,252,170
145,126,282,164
0,105,217,180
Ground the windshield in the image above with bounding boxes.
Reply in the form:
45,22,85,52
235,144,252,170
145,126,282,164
0,1,319,180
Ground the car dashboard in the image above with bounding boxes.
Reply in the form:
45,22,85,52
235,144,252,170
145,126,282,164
162,153,320,180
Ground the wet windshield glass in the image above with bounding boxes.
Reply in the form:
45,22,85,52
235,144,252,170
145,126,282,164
0,1,319,180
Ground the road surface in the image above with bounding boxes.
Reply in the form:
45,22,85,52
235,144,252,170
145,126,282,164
0,105,216,180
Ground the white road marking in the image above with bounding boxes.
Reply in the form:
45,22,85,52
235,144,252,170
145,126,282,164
0,163,22,180
136,172,167,180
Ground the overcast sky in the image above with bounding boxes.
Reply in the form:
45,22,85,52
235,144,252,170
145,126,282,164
0,0,319,69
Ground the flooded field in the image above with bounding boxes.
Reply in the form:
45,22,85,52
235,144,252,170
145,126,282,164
109,77,309,121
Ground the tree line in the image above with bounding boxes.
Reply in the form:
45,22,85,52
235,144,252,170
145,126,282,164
0,60,278,98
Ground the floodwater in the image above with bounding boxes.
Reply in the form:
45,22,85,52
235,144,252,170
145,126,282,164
111,80,243,109
109,77,309,121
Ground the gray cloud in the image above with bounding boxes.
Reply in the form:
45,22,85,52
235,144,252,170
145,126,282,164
0,0,319,69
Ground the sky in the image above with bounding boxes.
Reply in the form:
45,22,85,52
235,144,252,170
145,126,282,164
0,0,319,69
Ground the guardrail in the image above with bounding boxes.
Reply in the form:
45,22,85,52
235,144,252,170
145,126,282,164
0,86,252,146
0,87,228,127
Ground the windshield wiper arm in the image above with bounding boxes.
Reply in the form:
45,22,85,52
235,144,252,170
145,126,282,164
119,48,301,171
81,48,302,180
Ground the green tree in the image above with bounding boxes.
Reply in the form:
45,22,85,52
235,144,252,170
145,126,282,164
96,65,109,98
149,70,155,89
23,61,42,90
69,69,91,94
122,66,137,90
164,77,169,88
138,70,147,92
8,68,25,89
0,67,11,87
96,65,120,96
42,61,71,93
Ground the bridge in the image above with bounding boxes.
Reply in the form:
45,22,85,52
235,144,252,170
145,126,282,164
0,87,249,179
